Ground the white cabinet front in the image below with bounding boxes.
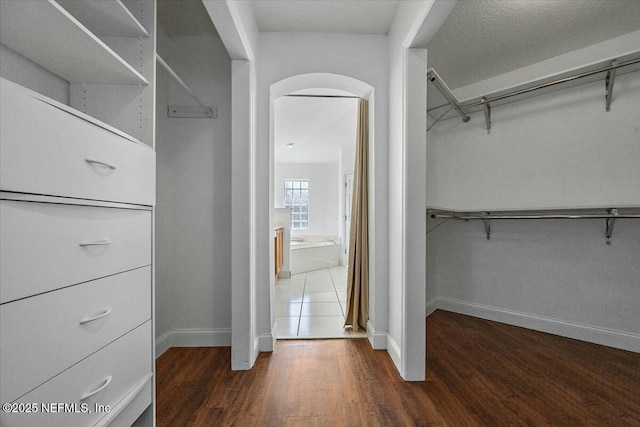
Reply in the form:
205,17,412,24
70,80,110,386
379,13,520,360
0,200,151,303
0,322,152,427
0,267,151,404
0,79,155,206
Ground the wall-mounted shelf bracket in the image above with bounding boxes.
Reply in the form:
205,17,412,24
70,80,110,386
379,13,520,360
482,98,491,134
605,60,617,112
157,54,216,119
483,215,491,240
168,105,216,119
605,208,618,245
427,68,470,125
427,105,453,132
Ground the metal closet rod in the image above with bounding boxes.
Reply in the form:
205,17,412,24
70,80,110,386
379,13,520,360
462,56,640,109
431,212,640,220
427,56,640,113
429,209,640,243
285,94,360,99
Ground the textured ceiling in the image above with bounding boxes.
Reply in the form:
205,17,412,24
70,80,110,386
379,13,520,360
275,96,358,164
428,0,640,90
157,0,219,38
253,0,399,35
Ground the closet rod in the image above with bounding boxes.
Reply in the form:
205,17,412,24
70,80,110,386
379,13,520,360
430,212,640,220
427,56,640,116
429,209,640,243
156,54,205,107
285,94,360,99
462,56,640,109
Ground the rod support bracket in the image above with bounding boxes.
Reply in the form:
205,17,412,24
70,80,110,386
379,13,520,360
605,60,618,112
483,213,491,240
482,98,491,134
427,68,471,124
605,208,618,245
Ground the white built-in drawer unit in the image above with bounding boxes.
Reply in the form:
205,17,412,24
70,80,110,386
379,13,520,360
0,200,152,303
0,79,155,206
0,322,152,427
0,0,156,424
0,266,151,404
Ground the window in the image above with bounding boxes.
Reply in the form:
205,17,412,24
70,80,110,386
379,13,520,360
284,180,309,229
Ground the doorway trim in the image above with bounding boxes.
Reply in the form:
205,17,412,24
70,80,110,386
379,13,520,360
267,73,382,349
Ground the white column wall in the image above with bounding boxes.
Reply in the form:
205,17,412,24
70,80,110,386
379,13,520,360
386,0,438,381
231,58,258,368
257,32,390,350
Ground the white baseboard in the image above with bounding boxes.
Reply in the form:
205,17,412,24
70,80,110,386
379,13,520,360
258,324,276,352
366,320,387,349
278,270,291,279
386,334,402,375
426,298,438,317
155,328,231,359
253,335,260,361
155,331,172,358
171,328,231,347
435,297,640,353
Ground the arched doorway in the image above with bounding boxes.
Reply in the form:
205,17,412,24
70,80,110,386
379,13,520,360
268,73,377,343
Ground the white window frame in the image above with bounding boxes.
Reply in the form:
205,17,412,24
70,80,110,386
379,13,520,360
284,179,309,230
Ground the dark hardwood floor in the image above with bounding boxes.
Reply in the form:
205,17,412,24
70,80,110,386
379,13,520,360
156,310,640,426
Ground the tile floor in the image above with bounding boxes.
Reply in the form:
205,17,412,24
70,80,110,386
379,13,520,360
275,266,367,339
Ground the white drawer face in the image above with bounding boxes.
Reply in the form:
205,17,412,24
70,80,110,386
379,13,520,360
0,267,151,404
0,200,151,303
0,322,152,427
0,80,155,206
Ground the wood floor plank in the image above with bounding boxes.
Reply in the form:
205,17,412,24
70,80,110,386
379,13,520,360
156,311,640,426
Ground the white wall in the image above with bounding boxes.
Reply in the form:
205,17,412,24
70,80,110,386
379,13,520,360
0,44,68,104
427,71,640,211
427,218,640,352
274,162,340,238
425,43,640,352
155,35,232,349
204,0,261,367
257,31,390,348
387,19,406,370
386,0,438,381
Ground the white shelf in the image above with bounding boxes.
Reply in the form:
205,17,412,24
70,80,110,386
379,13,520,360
57,0,149,38
0,0,148,85
2,77,146,147
156,53,216,118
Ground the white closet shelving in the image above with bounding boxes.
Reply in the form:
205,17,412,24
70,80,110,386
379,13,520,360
0,0,156,425
57,0,150,38
0,0,147,85
156,53,216,118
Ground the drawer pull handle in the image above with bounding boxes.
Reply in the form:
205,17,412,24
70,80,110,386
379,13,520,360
79,239,112,247
79,308,112,325
80,375,112,401
85,158,117,170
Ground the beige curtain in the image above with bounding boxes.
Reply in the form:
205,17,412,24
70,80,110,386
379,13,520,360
344,98,369,332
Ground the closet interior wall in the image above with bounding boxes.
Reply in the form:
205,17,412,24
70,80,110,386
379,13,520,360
426,66,640,353
155,25,232,354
